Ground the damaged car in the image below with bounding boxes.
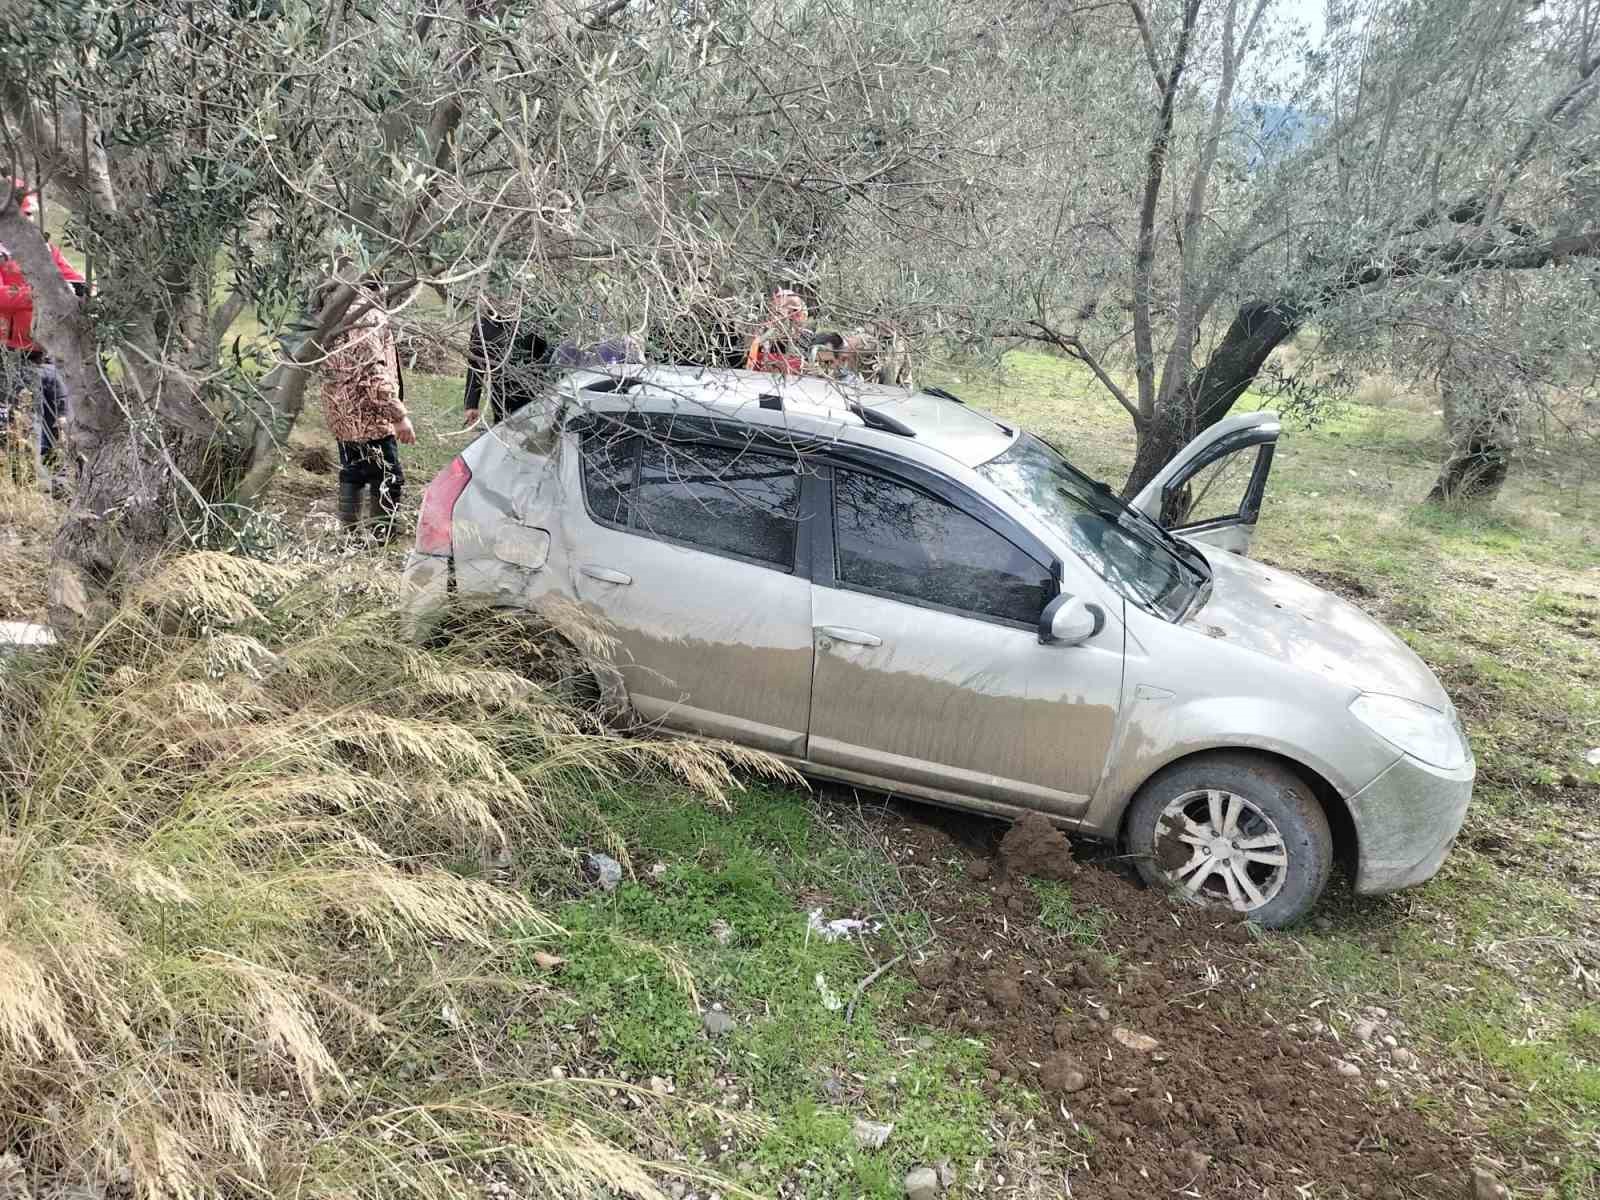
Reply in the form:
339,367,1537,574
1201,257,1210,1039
401,367,1473,927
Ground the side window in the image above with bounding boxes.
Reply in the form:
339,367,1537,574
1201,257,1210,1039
633,441,802,568
580,426,804,569
833,469,1053,625
580,429,638,526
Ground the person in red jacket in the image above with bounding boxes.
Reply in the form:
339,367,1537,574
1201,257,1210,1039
743,288,814,375
1,179,86,471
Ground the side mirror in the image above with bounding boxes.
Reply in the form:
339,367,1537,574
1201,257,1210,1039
1039,593,1105,646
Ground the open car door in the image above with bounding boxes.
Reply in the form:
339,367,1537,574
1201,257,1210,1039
1129,411,1280,557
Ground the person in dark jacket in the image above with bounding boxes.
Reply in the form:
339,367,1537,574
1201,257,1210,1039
462,299,550,427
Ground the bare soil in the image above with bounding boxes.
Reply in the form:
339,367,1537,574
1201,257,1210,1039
874,807,1478,1199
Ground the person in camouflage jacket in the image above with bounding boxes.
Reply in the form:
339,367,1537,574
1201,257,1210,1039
319,288,415,539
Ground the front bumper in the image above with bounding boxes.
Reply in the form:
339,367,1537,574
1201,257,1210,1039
1348,752,1474,894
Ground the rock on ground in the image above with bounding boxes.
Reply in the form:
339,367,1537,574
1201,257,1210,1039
904,1166,940,1200
853,1117,893,1150
1470,1166,1509,1200
1112,1027,1160,1053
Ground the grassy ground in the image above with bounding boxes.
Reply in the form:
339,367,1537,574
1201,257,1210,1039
4,340,1597,1197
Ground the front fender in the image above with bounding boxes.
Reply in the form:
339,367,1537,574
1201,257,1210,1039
1079,691,1401,838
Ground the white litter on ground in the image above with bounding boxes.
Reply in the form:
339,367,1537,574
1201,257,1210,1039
806,908,879,943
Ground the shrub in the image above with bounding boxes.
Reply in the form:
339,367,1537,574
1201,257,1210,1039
0,553,780,1200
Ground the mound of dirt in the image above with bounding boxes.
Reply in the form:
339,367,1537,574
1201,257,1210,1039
887,808,1465,1199
996,812,1078,881
297,446,335,475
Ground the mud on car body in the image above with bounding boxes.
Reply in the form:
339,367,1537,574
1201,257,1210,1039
402,366,1473,927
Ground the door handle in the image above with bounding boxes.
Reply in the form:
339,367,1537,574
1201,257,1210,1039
816,625,881,647
580,565,632,585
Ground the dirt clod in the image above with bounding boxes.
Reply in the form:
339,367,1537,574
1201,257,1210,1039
997,813,1078,880
1039,1053,1089,1094
984,972,1023,1012
965,858,993,881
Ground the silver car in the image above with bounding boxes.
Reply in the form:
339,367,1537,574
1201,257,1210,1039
401,367,1473,926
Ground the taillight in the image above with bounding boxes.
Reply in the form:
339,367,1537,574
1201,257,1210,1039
416,456,471,555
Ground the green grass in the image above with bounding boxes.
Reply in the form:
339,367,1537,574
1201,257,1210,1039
1027,878,1112,947
527,784,997,1198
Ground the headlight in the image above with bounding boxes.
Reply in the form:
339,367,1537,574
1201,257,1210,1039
1349,693,1467,770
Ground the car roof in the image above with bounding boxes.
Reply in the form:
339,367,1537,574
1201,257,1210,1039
560,365,1015,470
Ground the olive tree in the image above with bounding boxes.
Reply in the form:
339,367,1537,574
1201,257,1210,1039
0,0,984,628
955,0,1600,495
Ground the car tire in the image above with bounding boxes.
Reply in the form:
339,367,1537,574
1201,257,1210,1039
1124,753,1332,929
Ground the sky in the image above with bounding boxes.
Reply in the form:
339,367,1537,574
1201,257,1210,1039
1283,0,1328,44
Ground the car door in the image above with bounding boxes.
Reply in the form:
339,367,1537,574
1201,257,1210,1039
564,419,817,756
806,460,1125,818
1128,411,1280,556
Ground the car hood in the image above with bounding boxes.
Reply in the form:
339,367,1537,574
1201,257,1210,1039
1183,550,1452,711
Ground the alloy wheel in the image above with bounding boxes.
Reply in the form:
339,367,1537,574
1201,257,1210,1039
1152,788,1290,912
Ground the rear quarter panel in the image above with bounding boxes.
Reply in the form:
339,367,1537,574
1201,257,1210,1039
465,423,576,606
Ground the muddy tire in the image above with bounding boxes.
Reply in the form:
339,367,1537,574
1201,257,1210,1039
1125,753,1332,929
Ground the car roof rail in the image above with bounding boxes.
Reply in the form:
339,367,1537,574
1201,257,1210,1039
921,385,964,404
848,401,917,437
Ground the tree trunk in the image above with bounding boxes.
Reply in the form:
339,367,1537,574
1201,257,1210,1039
0,205,271,629
1187,301,1303,433
49,424,252,628
1124,409,1188,501
1428,429,1513,502
1121,300,1303,496
1427,367,1520,503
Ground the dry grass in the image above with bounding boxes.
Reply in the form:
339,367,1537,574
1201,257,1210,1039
1353,371,1435,411
0,476,53,623
0,552,780,1200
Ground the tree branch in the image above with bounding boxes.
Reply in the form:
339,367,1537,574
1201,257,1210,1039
1126,0,1167,91
1482,54,1600,230
1009,321,1141,423
1130,0,1201,421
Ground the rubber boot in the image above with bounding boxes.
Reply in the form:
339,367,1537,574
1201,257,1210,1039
369,480,399,544
337,480,364,532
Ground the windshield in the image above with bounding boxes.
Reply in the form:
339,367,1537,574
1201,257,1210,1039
977,433,1206,621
